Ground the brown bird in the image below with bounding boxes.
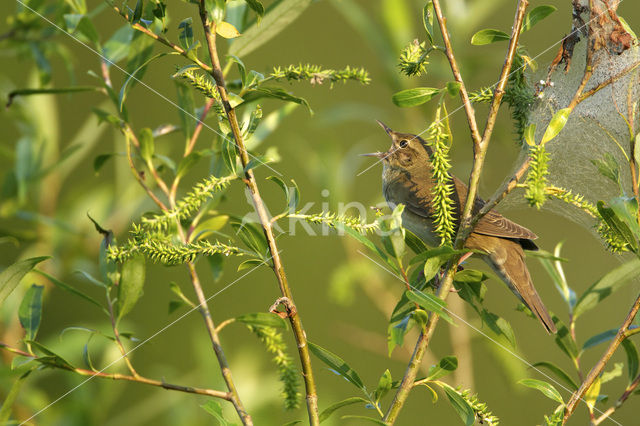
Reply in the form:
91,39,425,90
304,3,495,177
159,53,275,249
365,121,556,334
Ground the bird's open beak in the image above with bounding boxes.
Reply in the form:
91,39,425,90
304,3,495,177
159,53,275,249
376,120,394,137
360,152,386,159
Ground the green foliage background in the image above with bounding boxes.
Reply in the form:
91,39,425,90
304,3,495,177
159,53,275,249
1,0,639,424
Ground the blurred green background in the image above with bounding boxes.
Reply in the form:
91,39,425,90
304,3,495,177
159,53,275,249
1,0,639,424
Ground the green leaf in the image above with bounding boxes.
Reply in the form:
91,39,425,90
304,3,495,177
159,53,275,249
319,397,368,423
471,29,509,45
446,81,461,97
117,254,146,322
422,2,435,44
0,257,49,305
405,229,427,254
541,108,571,144
131,0,144,24
480,309,517,349
582,328,618,350
64,14,99,45
178,18,197,52
573,257,640,319
34,270,105,313
27,341,74,370
610,197,640,241
518,378,564,404
335,223,399,274
524,123,537,146
426,355,458,380
229,0,313,58
521,5,557,32
138,128,154,163
237,258,265,271
437,382,475,426
308,342,365,392
392,87,442,107
0,369,33,423
552,314,579,361
231,222,269,258
406,290,454,325
7,87,102,107
597,201,637,252
373,369,392,401
245,0,265,18
200,400,228,425
235,312,286,329
242,87,311,113
590,153,620,186
531,361,578,391
19,284,44,341
622,340,639,385
102,25,135,64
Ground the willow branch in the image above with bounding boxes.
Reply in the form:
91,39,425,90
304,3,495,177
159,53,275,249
593,372,640,425
106,295,139,378
196,3,319,424
563,292,640,424
1,342,230,400
124,129,168,211
111,4,212,72
457,0,529,240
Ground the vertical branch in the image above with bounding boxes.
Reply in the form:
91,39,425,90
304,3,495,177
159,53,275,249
187,263,253,425
384,1,530,423
562,292,640,424
196,4,319,425
456,0,529,240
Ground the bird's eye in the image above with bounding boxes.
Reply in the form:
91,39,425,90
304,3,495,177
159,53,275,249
399,139,409,148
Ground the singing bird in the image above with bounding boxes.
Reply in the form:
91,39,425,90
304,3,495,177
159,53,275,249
365,121,556,334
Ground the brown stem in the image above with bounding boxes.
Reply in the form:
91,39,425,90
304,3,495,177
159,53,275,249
593,372,640,425
563,292,640,424
106,295,139,378
187,263,253,425
457,0,529,240
186,98,216,156
197,4,319,424
124,129,168,211
0,342,231,400
111,4,212,72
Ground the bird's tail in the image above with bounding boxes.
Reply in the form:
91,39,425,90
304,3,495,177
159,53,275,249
484,241,557,334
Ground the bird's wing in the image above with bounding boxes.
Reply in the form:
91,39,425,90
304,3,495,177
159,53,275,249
386,174,537,241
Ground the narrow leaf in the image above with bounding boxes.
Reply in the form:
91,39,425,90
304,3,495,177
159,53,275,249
438,382,475,426
574,258,640,319
33,270,105,313
531,361,578,391
406,290,454,324
18,285,44,341
426,355,458,380
116,254,146,322
308,342,365,392
518,378,564,403
229,0,313,58
216,21,241,38
471,29,510,45
235,312,287,329
541,108,571,144
319,397,368,423
522,5,557,32
392,87,441,107
0,257,49,305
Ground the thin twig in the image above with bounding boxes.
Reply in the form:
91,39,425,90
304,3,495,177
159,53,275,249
106,294,139,378
196,3,319,424
383,2,530,423
0,342,231,400
111,4,212,72
563,292,640,424
124,129,168,211
186,98,216,156
593,372,640,425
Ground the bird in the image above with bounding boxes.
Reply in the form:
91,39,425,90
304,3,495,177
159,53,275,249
364,120,557,334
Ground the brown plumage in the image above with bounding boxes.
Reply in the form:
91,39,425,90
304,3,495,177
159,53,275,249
366,121,556,334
